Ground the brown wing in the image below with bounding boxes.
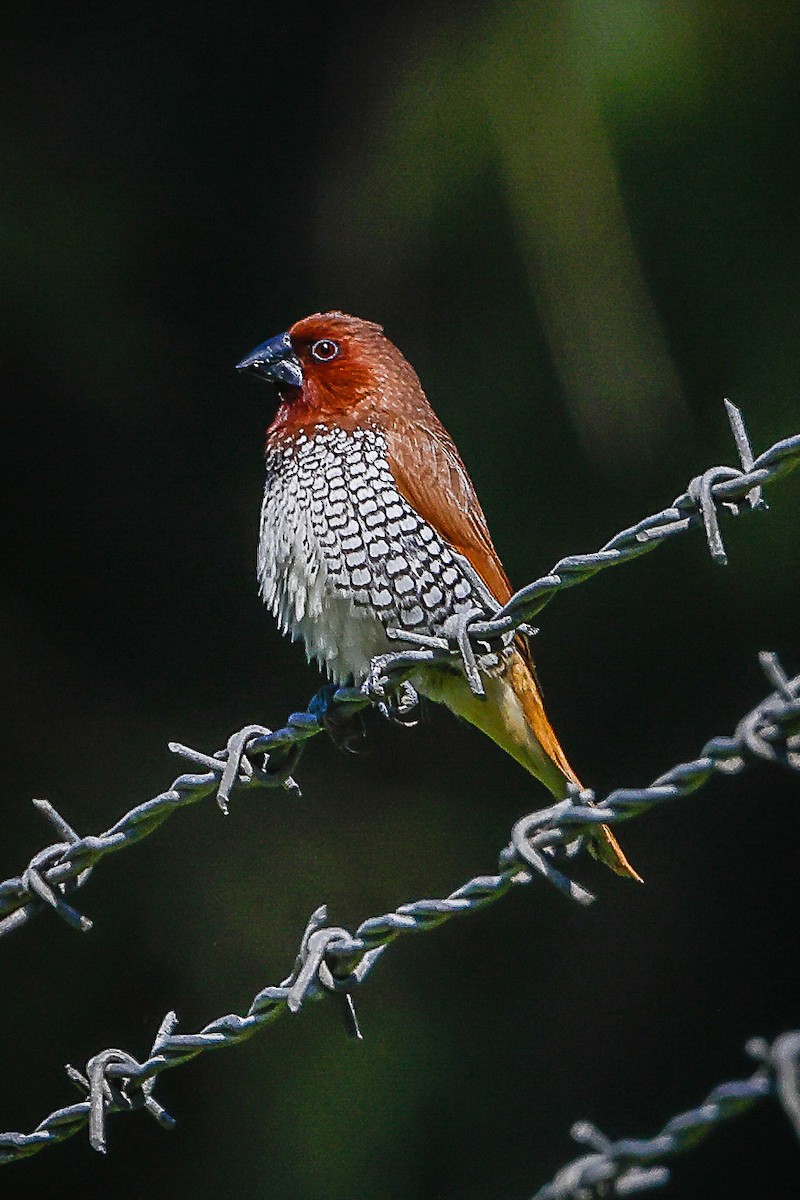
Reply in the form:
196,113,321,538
385,415,513,606
386,411,575,772
387,413,641,880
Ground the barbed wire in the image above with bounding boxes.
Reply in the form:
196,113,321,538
374,400,800,698
531,1032,800,1198
1,651,798,1164
498,648,800,904
1,404,799,941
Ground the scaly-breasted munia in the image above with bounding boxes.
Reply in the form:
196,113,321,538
237,312,639,879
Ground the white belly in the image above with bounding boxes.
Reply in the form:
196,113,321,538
258,424,492,684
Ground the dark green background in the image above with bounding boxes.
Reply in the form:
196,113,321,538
2,3,799,1198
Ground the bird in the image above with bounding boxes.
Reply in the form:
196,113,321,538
236,311,639,880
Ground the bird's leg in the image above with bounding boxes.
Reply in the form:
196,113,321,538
363,653,395,711
363,650,437,722
383,680,420,727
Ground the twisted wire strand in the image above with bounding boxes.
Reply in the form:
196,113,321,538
531,1032,800,1199
500,653,800,903
429,401,800,650
1,406,799,941
1,654,798,1163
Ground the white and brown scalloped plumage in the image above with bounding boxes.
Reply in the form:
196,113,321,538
246,311,639,880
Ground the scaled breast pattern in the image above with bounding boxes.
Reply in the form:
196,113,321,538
258,425,489,683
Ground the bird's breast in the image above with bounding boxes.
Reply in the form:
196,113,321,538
258,425,490,683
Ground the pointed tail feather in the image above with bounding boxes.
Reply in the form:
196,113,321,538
585,820,642,881
506,652,643,883
413,647,642,882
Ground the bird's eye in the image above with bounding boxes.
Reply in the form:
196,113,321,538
311,339,340,362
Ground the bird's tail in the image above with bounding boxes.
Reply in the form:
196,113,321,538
418,647,641,881
504,652,642,882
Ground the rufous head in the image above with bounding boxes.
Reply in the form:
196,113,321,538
236,311,424,431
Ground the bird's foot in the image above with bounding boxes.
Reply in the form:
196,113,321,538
363,654,392,705
362,658,420,726
383,680,420,727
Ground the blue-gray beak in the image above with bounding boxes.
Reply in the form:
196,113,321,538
236,331,303,388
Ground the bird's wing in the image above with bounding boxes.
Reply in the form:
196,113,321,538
386,417,514,606
386,413,575,776
387,414,641,880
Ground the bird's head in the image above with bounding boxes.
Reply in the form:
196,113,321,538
236,311,423,433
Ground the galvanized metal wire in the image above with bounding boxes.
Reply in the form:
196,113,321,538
1,651,798,1163
1,404,798,940
531,1032,800,1198
375,400,800,694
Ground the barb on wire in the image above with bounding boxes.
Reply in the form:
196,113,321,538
1,654,798,1164
500,652,800,903
379,400,799,691
531,1032,800,1199
1,406,798,942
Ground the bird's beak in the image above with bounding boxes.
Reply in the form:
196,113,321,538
235,331,303,388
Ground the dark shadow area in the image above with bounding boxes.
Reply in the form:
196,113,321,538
2,3,799,1197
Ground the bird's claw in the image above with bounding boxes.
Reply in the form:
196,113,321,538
363,654,392,704
384,681,420,727
362,658,420,725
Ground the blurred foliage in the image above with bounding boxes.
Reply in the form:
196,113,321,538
1,2,799,1198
